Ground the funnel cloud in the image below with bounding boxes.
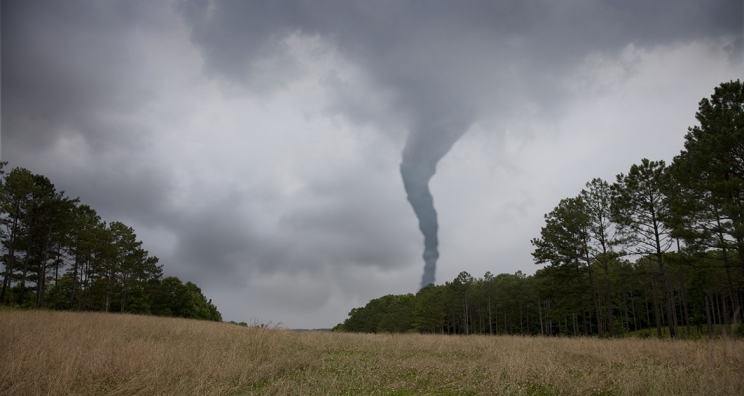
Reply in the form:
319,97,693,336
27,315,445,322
401,119,470,288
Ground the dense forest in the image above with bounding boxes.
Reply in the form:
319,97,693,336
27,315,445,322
335,81,743,339
0,165,222,321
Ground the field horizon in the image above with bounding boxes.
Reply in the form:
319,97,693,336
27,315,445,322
2,310,743,395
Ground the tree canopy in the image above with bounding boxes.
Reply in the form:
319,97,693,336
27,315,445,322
336,81,744,339
0,163,222,322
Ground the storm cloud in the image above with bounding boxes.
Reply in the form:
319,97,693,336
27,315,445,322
2,0,741,327
176,0,741,287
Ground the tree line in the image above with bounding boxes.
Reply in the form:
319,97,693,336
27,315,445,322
335,81,743,338
0,165,222,321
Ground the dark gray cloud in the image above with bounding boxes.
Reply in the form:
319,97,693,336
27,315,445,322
2,0,179,229
271,171,418,272
2,0,173,151
178,0,741,115
162,167,418,290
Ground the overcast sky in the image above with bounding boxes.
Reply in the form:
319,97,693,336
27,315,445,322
2,0,742,328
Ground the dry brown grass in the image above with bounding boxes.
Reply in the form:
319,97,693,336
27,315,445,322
1,310,743,395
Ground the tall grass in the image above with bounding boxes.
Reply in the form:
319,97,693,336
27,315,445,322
1,310,743,395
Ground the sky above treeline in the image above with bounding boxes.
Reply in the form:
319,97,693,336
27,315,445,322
2,0,742,328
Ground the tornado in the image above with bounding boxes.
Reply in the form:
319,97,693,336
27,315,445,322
401,118,469,289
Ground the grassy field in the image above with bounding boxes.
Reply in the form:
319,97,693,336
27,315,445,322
1,310,743,395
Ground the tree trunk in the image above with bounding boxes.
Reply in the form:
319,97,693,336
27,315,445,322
680,277,691,336
17,246,33,305
462,299,469,335
621,291,630,332
717,215,741,320
582,309,588,335
587,267,604,337
705,295,713,337
0,204,22,304
0,251,14,304
79,259,90,311
605,277,616,337
519,303,524,334
538,299,544,336
121,286,127,313
488,298,493,335
657,262,677,338
722,293,729,335
573,313,577,336
54,242,62,286
644,289,651,331
670,288,679,337
630,289,637,331
105,260,115,313
36,224,53,308
651,277,662,338
494,308,498,335
70,252,80,310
